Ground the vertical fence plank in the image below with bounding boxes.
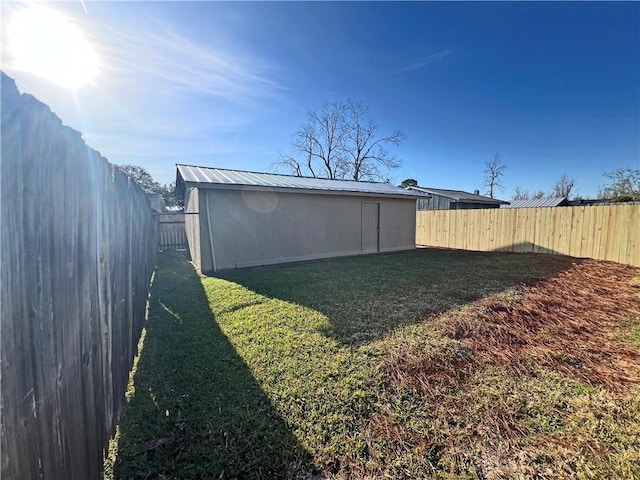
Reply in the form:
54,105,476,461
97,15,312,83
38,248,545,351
604,205,618,262
531,208,542,253
509,209,517,252
543,207,555,253
592,204,604,261
613,204,629,264
631,204,640,268
599,205,612,262
572,207,585,258
582,206,595,259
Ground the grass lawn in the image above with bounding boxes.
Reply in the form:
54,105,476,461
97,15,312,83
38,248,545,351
108,249,640,479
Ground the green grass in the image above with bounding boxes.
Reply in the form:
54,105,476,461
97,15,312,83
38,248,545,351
216,249,575,344
108,253,313,479
109,250,640,479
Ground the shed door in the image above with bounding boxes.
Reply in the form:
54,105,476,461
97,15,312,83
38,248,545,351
362,202,380,253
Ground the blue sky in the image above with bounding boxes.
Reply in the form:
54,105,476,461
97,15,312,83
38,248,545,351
2,1,638,199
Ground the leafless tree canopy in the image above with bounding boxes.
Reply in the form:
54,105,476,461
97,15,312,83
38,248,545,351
511,186,530,200
483,154,506,199
532,190,546,200
275,100,404,182
552,174,575,198
598,168,640,201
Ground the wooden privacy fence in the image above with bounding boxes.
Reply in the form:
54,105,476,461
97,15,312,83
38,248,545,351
156,212,189,251
1,73,156,478
416,204,640,267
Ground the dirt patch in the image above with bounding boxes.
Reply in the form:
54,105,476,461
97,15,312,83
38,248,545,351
446,260,640,390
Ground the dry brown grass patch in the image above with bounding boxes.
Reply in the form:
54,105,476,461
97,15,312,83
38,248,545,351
374,259,640,478
447,260,640,389
381,337,475,399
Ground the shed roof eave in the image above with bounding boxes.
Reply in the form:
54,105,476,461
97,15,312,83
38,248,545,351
183,181,425,199
176,164,427,198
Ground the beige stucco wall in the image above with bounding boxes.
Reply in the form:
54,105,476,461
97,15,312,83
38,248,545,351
183,187,200,269
184,186,217,272
380,197,417,251
197,187,416,272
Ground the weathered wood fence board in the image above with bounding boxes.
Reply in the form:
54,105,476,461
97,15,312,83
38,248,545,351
1,73,156,478
416,204,640,267
156,212,189,251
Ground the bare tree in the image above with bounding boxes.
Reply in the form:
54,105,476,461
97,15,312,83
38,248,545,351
275,99,403,181
552,174,575,198
276,151,304,177
532,190,546,199
483,154,506,199
282,101,347,179
512,186,530,200
527,190,544,199
343,100,404,181
598,167,640,201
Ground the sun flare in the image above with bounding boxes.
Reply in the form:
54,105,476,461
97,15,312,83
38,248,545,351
8,6,99,89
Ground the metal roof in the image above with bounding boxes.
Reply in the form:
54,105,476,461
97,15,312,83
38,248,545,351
176,164,428,198
407,186,508,204
501,197,568,208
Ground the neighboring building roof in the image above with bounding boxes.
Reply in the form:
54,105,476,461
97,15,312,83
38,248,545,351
568,198,610,206
407,186,508,205
176,164,428,199
501,197,568,208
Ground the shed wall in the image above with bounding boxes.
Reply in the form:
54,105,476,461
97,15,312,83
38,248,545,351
380,198,417,250
183,187,201,269
200,189,416,271
197,189,217,272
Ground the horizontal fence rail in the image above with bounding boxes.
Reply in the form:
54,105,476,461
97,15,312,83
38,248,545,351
1,73,156,479
416,204,640,267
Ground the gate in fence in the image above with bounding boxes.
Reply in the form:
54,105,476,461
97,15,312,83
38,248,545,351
155,212,193,251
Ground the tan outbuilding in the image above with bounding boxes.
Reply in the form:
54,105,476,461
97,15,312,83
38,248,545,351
175,165,426,272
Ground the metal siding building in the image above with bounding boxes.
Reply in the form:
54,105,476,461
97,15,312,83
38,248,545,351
501,197,569,208
176,165,425,272
407,186,508,210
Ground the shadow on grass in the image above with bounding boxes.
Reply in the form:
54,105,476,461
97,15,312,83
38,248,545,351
215,248,578,345
112,253,313,479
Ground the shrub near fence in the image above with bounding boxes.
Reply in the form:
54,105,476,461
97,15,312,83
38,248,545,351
416,204,640,267
1,73,156,478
